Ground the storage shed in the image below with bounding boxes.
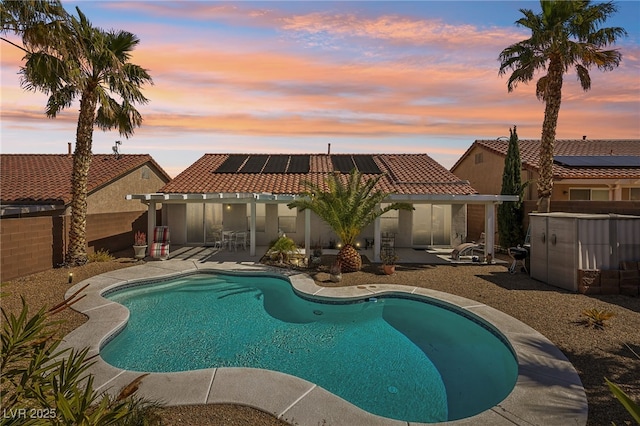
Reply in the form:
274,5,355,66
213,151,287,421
529,213,640,292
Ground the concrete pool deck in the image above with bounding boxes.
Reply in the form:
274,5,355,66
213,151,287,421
62,259,588,426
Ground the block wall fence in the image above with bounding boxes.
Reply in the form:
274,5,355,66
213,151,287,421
466,200,640,249
1,210,155,282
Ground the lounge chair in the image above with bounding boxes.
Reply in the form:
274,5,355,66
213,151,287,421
150,226,170,260
450,233,484,260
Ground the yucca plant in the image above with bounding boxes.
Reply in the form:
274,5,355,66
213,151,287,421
580,308,615,330
288,169,412,272
606,377,640,424
1,286,159,425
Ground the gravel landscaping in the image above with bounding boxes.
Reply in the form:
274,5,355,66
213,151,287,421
2,253,638,425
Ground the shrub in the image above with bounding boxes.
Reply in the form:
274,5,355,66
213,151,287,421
1,288,160,425
606,378,640,424
580,308,615,329
268,236,299,264
88,248,114,263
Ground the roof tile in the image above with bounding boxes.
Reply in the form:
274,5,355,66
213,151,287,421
161,153,476,196
470,139,640,180
1,154,170,205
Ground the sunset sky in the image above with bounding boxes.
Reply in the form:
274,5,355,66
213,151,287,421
1,1,639,177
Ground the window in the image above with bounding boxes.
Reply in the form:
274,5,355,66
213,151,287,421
630,188,640,201
278,204,297,234
380,203,399,234
141,166,150,179
474,153,483,164
246,204,266,232
591,189,609,201
569,188,609,201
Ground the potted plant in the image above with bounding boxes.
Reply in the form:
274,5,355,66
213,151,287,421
133,231,147,260
329,259,342,282
381,248,398,275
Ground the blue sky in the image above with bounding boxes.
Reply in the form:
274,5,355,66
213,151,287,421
1,1,638,177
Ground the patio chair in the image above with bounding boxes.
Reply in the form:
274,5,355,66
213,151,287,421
150,226,170,260
229,231,247,251
450,232,484,260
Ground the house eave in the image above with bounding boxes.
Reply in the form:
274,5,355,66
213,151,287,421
127,192,518,204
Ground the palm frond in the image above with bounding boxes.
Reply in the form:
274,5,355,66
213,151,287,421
288,169,412,245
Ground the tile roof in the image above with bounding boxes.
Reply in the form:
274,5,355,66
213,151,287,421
457,139,640,180
161,153,477,196
1,154,170,205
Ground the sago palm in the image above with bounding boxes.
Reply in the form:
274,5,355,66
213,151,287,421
288,169,413,272
1,1,153,265
498,0,626,212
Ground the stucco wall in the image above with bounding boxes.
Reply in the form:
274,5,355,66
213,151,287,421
88,164,168,214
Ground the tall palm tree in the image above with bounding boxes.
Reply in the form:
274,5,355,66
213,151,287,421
2,1,153,265
288,169,413,272
498,0,626,212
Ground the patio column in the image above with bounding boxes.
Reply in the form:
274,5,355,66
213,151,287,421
484,202,496,264
304,209,311,260
249,201,256,256
373,215,381,262
147,200,157,255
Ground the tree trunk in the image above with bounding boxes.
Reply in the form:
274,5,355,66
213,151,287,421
337,244,362,272
537,57,563,213
66,89,97,266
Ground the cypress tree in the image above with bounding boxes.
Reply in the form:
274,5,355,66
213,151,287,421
498,126,525,249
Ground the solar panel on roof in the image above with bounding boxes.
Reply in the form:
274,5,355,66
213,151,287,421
287,155,310,173
239,155,269,173
215,154,248,173
554,156,640,167
353,155,381,174
331,155,356,173
262,155,289,173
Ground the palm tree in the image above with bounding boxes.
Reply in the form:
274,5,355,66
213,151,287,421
498,0,626,213
288,169,413,272
2,2,153,265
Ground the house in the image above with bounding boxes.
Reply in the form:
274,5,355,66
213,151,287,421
451,139,640,242
0,152,171,280
128,153,517,262
452,139,640,201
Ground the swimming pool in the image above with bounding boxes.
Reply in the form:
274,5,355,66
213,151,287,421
101,272,518,423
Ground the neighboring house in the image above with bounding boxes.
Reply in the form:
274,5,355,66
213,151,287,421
452,139,640,202
128,153,517,262
1,153,170,217
451,139,640,242
1,152,171,280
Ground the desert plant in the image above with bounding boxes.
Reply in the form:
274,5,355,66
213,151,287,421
87,248,114,263
287,169,412,272
580,308,615,329
380,247,398,266
268,236,299,264
606,377,640,424
134,231,147,246
1,289,159,425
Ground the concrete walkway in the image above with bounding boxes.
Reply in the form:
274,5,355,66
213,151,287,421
62,256,587,426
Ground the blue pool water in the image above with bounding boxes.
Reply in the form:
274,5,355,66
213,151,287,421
101,273,518,423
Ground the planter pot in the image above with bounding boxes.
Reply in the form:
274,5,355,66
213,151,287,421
382,264,396,275
133,245,147,260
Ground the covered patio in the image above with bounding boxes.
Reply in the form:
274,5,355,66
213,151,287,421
128,192,518,264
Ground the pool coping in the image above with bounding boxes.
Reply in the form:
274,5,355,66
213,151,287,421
62,259,587,426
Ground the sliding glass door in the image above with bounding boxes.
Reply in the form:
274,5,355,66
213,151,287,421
186,203,223,245
411,204,451,247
